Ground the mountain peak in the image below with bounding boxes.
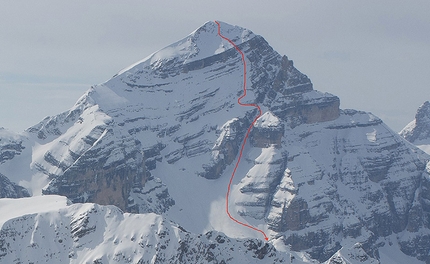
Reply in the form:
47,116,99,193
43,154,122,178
400,100,430,144
115,21,255,77
416,100,430,126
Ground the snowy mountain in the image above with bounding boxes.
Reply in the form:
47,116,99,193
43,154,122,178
400,101,430,154
1,21,430,263
0,196,293,263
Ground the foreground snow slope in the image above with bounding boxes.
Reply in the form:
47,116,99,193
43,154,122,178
0,196,296,264
2,196,422,264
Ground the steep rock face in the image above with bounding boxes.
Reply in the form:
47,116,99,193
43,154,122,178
37,108,175,214
269,88,340,128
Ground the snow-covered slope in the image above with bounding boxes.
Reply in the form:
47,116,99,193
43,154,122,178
0,196,294,264
0,196,423,263
1,21,430,263
400,101,430,154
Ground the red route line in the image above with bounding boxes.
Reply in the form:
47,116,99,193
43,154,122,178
215,20,268,241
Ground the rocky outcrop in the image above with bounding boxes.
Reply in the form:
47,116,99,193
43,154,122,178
270,90,340,128
201,115,251,179
250,112,284,148
0,173,29,198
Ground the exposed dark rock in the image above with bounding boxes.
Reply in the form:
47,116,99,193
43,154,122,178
0,173,29,198
270,92,340,128
0,143,24,164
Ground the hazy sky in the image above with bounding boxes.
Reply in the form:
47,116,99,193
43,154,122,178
1,0,429,132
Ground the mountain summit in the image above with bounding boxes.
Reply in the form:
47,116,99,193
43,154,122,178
1,21,430,263
116,21,256,78
401,101,430,154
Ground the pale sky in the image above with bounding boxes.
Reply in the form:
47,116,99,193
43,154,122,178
1,0,429,132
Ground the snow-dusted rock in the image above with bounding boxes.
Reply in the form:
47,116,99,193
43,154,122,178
0,196,291,264
401,100,430,154
250,112,284,148
0,128,26,164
